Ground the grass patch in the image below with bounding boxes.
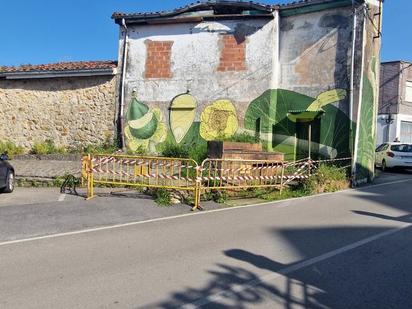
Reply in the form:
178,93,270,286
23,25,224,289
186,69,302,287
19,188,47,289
0,141,25,158
31,139,66,155
224,132,260,144
304,164,349,194
72,138,119,155
153,188,172,206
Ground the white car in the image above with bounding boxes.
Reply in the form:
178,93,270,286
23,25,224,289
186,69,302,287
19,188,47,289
375,143,412,171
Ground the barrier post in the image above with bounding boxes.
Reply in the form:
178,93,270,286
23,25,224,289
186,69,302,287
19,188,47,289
86,154,95,200
192,166,202,211
280,162,285,195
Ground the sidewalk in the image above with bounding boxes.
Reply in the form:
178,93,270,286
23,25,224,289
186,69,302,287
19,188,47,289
12,159,81,179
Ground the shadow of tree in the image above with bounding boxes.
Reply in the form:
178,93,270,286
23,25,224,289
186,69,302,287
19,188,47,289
143,171,412,308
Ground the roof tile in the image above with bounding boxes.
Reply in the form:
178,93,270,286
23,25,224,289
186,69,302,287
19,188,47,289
0,60,117,74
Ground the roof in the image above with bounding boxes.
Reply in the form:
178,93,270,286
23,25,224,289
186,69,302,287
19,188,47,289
382,60,412,65
112,1,274,24
0,61,118,80
112,0,363,24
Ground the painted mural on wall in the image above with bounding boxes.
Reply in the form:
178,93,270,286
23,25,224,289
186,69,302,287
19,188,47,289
125,88,351,162
199,100,238,141
125,97,167,153
352,3,382,184
244,88,350,160
169,94,197,144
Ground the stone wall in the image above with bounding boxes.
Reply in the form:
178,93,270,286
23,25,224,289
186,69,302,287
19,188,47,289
0,75,116,150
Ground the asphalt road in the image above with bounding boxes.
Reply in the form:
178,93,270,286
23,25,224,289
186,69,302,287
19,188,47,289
1,174,412,308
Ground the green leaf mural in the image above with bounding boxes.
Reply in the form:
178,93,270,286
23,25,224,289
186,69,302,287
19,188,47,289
245,89,351,160
127,98,158,140
354,77,375,183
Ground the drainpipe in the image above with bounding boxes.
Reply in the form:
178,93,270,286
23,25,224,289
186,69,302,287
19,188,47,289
119,18,129,149
349,1,357,157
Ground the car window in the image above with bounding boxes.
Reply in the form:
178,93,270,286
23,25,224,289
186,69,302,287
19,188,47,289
376,144,388,152
376,144,385,152
390,144,412,152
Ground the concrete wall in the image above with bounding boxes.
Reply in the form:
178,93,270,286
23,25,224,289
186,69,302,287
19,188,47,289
0,75,116,150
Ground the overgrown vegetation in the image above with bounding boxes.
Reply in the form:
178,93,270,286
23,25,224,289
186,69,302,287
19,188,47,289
303,164,349,194
224,132,260,144
160,142,189,158
160,142,208,164
31,139,66,155
153,188,172,206
69,138,120,155
0,141,25,158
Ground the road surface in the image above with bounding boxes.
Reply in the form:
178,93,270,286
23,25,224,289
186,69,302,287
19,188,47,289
1,174,412,308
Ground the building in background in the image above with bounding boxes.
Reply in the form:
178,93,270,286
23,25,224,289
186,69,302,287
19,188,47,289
377,60,412,145
113,0,383,184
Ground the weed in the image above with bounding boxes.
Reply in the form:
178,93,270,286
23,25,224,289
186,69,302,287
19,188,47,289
31,139,66,155
224,132,260,144
153,188,172,206
188,144,208,164
304,164,349,194
0,141,25,158
160,142,189,158
70,138,119,155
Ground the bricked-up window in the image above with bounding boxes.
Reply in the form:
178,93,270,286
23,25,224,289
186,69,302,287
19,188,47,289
218,35,246,72
145,40,173,79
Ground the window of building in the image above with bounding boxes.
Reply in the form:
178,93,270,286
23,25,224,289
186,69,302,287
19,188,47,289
405,81,412,102
145,40,173,79
400,121,412,143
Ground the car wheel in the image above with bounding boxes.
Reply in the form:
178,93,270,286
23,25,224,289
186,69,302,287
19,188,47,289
381,160,387,172
3,170,14,193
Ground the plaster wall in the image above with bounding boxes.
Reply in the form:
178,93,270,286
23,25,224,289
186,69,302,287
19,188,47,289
123,19,276,117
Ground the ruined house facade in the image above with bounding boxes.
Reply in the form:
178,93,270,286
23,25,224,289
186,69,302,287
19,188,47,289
114,0,383,184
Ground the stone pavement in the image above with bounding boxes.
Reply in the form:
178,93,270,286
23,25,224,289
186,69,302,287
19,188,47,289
12,160,81,179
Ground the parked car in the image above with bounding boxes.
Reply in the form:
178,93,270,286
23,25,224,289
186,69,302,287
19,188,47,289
0,154,15,193
375,143,412,171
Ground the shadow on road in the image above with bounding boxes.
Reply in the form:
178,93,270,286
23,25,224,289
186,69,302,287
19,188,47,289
145,174,412,308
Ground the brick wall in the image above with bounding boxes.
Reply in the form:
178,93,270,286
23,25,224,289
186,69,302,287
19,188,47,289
145,40,173,79
399,62,412,115
217,35,246,72
379,62,401,114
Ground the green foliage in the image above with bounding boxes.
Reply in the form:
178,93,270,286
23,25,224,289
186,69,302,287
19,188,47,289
153,188,172,206
225,132,260,144
188,144,208,164
202,190,228,204
160,142,189,158
71,138,119,155
304,164,349,194
0,141,25,158
31,139,66,155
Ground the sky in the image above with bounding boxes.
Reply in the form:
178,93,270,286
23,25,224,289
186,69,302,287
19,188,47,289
0,0,408,66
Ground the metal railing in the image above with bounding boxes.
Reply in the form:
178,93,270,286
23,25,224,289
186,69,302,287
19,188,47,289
82,154,352,211
82,154,201,210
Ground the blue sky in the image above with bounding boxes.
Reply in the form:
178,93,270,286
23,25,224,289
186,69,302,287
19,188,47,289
0,0,408,66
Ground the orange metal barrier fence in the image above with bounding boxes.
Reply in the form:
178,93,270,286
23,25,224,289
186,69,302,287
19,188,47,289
82,154,352,211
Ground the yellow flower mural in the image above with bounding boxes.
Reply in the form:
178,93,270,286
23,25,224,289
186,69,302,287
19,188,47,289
200,100,238,141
